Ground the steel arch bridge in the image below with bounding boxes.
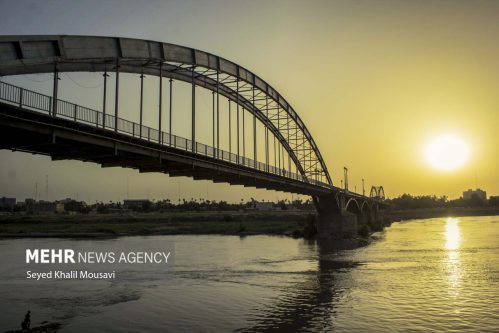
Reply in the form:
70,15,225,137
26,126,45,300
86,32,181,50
0,35,331,185
0,35,385,237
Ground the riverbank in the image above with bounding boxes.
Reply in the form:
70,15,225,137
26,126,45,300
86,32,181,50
4,322,61,333
0,207,496,239
0,211,315,238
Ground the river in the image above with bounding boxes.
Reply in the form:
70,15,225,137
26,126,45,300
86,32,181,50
0,216,498,332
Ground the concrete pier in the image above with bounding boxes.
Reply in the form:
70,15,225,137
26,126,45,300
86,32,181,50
314,194,358,239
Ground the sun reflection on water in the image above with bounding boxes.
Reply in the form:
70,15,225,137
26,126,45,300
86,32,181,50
445,218,461,250
444,218,461,296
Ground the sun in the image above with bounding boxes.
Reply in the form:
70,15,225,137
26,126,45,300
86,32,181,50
425,134,470,171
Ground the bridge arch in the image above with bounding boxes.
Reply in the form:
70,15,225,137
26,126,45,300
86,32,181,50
345,198,361,215
361,200,371,214
0,35,332,187
377,186,385,199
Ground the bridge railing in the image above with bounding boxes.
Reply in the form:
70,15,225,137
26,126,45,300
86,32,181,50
0,81,332,190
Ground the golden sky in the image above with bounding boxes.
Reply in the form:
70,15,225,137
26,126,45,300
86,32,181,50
0,0,497,201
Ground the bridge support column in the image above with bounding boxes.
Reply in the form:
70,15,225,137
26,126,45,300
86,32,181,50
314,194,358,239
191,66,196,153
103,71,109,128
114,59,120,132
139,71,144,137
169,78,173,144
159,62,163,145
52,66,59,117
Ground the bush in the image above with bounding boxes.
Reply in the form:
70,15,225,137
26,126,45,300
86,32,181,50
302,214,317,239
368,219,383,232
358,224,371,238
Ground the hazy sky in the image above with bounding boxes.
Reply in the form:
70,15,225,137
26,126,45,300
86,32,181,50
0,0,497,202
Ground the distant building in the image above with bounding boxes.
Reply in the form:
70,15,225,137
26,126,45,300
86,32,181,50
489,196,499,206
24,198,35,212
123,199,151,210
463,188,487,201
0,197,16,210
61,199,86,212
60,198,74,204
55,203,65,213
26,201,57,214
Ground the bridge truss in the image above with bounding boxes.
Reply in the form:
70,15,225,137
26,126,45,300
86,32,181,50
0,35,333,188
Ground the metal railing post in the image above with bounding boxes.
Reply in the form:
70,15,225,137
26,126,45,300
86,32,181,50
18,88,23,107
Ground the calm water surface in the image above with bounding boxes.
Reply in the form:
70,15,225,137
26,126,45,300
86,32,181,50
0,216,498,332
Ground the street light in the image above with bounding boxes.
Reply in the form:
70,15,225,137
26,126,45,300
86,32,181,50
343,167,349,191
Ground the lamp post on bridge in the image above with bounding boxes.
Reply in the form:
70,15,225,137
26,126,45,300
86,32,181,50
343,167,349,192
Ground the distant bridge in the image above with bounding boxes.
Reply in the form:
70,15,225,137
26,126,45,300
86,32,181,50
0,35,386,237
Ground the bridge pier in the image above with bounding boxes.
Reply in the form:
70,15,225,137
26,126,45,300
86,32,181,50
357,208,372,225
313,194,358,239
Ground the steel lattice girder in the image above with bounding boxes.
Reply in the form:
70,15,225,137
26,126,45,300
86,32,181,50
0,35,333,185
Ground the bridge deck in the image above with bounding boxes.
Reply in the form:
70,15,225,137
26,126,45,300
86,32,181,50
0,81,378,199
0,105,331,196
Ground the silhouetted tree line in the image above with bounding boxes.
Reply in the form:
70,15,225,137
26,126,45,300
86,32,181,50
92,198,315,213
2,197,316,214
387,193,498,209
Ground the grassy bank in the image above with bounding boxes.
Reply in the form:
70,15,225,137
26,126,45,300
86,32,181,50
0,207,497,239
0,211,315,238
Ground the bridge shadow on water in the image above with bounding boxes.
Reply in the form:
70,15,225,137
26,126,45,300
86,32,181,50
236,240,364,332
